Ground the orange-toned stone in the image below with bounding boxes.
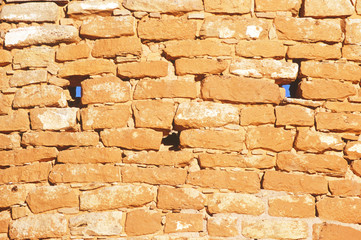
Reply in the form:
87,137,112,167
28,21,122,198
316,112,361,133
80,16,135,38
342,45,361,61
201,76,282,104
138,18,197,40
329,179,361,196
175,58,227,76
287,43,341,60
133,100,176,130
13,46,55,69
59,59,116,77
134,79,197,99
204,0,251,13
0,50,11,66
125,209,162,236
200,16,269,40
0,147,57,166
275,17,343,42
345,19,361,44
81,105,131,130
208,215,239,237
304,0,353,17
187,169,260,193
352,160,361,176
30,108,78,131
199,153,275,169
9,213,67,239
157,186,206,210
123,0,203,12
165,213,203,233
49,164,121,183
315,223,361,240
268,194,315,218
124,151,193,166
241,105,275,125
208,193,265,215
80,185,157,211
164,39,232,58
174,102,239,129
247,126,294,152
0,110,29,132
236,40,286,58
10,69,47,87
317,197,361,223
180,129,245,151
0,211,10,233
295,129,344,153
299,79,356,100
81,76,131,104
26,185,78,213
92,37,142,58
56,43,91,62
22,132,99,147
345,141,361,159
255,0,301,13
58,147,122,164
263,171,328,194
0,185,34,208
11,206,30,220
13,85,67,108
0,93,12,115
0,133,20,150
117,61,168,79
122,166,187,186
324,101,361,112
275,105,314,126
101,128,163,150
0,162,51,184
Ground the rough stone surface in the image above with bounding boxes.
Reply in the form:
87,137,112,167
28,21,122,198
0,133,20,150
22,132,99,147
345,141,361,160
269,194,315,218
204,0,251,13
165,213,203,233
236,40,286,58
0,162,51,184
295,129,344,153
13,46,55,69
30,108,78,130
299,79,356,100
316,112,361,133
10,70,47,87
58,147,122,163
0,110,29,132
287,43,341,60
67,0,120,18
241,105,275,125
125,209,162,236
123,0,203,12
56,43,91,62
317,197,361,223
255,0,301,13
208,215,239,237
304,0,354,17
124,151,193,166
157,186,206,210
117,61,168,79
0,211,10,233
275,105,314,126
324,101,361,112
59,59,116,77
0,184,34,208
329,179,361,196
0,50,12,66
0,147,57,166
92,37,141,58
315,223,361,240
175,58,228,76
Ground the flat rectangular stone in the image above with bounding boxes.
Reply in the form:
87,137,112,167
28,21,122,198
67,0,120,18
10,70,47,87
304,0,353,17
58,59,116,77
204,0,251,13
13,46,55,69
0,110,29,132
299,79,356,100
316,112,361,133
0,162,52,184
92,37,141,58
30,108,78,130
123,0,203,12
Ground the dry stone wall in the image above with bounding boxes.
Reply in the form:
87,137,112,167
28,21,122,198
1,0,361,239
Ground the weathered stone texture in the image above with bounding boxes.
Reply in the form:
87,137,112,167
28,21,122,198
59,59,116,77
304,0,354,17
30,108,78,130
117,61,168,79
22,132,99,147
269,194,315,218
13,46,55,69
317,197,361,223
157,186,206,210
56,43,91,62
123,0,203,12
124,151,194,166
175,58,228,75
92,37,141,58
236,40,286,58
58,147,122,164
0,2,59,22
299,79,356,100
10,70,47,87
125,209,162,236
165,213,203,233
255,0,301,13
67,0,120,18
316,112,361,133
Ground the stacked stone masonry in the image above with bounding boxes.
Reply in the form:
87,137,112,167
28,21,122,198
3,0,361,239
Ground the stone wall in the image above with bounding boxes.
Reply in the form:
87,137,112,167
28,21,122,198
1,0,361,239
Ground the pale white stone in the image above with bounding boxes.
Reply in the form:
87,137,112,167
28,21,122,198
68,0,120,17
33,108,78,130
0,2,59,22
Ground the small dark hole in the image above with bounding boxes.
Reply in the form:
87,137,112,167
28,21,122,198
11,186,18,192
162,132,180,150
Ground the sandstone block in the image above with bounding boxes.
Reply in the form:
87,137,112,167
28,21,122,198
295,129,344,153
30,108,78,130
329,179,361,196
324,101,361,112
0,2,59,23
92,37,141,58
81,76,130,104
165,213,203,233
0,94,11,115
49,164,120,183
0,185,34,208
81,105,130,130
56,43,91,62
180,129,245,151
345,141,361,159
0,50,12,66
0,211,10,233
275,17,343,42
0,147,57,166
10,70,47,87
315,223,361,240
247,126,294,152
208,193,265,215
134,79,197,99
299,79,356,100
122,166,187,185
5,25,78,48
13,85,67,108
123,0,203,12
58,147,121,164
175,58,228,76
26,185,78,213
138,18,197,40
201,76,282,104
124,151,193,166
317,197,361,223
187,169,260,193
200,16,269,39
9,213,67,239
241,105,275,125
255,0,301,13
342,45,361,61
59,59,116,77
117,61,168,79
208,215,239,237
174,101,239,129
275,105,314,126
204,0,251,13
287,43,341,60
101,128,163,150
80,185,156,211
0,133,20,150
230,58,298,82
13,46,55,69
80,16,135,38
304,0,353,17
352,160,361,176
11,206,31,220
345,19,361,45
70,211,123,236
263,171,328,194
316,112,361,133
242,220,308,239
22,131,99,147
0,162,51,184
125,209,162,236
157,186,206,210
67,0,120,18
133,100,175,130
164,39,232,58
269,194,315,218
236,40,286,58
0,110,29,132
